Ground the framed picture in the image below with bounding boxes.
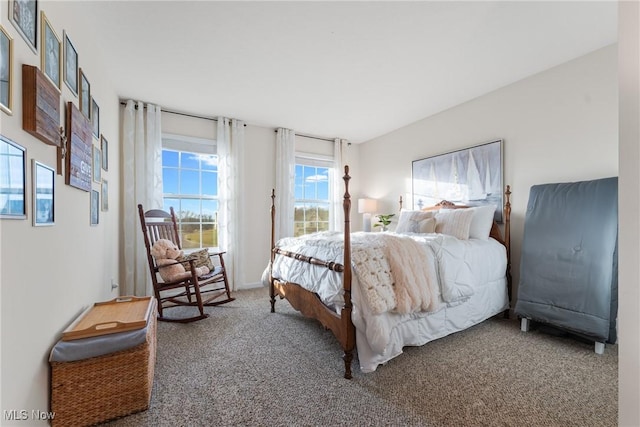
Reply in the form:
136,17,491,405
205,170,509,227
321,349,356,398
40,11,60,90
22,64,61,146
0,134,27,219
90,189,99,226
0,25,13,114
32,159,54,226
91,98,99,138
63,30,77,95
79,68,90,118
101,179,108,211
100,135,108,171
92,145,101,183
8,0,37,54
65,102,92,191
411,139,504,222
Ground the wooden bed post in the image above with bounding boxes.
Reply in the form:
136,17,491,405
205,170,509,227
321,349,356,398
270,168,356,379
341,165,355,379
504,185,512,318
269,189,276,313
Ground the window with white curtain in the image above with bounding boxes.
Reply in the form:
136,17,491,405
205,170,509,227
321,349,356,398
161,134,218,249
294,154,333,237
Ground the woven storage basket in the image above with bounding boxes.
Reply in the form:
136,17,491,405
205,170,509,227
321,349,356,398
50,302,157,426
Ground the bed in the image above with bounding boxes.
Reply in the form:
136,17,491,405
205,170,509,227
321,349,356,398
267,166,512,378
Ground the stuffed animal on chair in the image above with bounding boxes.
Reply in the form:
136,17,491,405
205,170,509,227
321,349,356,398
150,239,209,282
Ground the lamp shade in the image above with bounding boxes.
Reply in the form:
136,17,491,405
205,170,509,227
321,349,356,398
358,198,377,214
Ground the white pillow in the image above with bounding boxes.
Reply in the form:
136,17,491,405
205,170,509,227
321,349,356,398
468,205,497,240
435,209,475,240
419,217,436,233
395,210,434,234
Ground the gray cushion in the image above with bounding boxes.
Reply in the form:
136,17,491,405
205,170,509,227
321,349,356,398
515,177,618,343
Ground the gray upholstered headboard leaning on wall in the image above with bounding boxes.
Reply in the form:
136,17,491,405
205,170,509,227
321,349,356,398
515,177,618,354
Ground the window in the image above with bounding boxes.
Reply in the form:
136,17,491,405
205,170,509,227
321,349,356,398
162,135,218,249
294,156,332,237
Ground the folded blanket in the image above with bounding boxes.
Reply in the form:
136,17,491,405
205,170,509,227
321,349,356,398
352,233,439,315
351,243,396,314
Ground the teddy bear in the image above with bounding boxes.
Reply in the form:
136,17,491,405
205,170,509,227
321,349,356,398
150,239,209,282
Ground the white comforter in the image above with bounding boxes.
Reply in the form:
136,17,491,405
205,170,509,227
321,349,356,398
269,230,508,371
271,231,502,308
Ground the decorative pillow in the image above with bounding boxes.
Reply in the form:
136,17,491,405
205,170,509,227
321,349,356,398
419,217,436,233
178,249,214,272
468,205,497,240
395,210,435,234
435,209,475,240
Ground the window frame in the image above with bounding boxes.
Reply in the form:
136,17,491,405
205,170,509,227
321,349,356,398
294,152,334,237
161,133,219,249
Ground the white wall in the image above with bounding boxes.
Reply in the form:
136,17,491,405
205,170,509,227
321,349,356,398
0,3,121,423
618,1,640,425
359,44,618,298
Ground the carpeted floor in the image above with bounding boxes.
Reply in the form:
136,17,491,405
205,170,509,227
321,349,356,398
105,287,617,427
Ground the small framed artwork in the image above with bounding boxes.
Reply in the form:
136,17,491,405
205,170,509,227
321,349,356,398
0,25,13,114
8,0,37,54
92,145,101,183
101,179,108,211
79,68,90,118
91,98,99,138
32,159,54,226
90,189,99,226
63,30,77,95
0,134,27,219
40,11,60,90
100,135,108,171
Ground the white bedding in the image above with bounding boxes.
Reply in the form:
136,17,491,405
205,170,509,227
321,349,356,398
269,230,509,373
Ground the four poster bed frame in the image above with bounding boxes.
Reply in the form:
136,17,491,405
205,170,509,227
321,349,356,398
268,165,512,379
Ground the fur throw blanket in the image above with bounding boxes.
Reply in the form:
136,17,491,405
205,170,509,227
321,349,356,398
351,233,439,315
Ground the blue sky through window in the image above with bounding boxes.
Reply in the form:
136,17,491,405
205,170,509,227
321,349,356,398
162,149,219,219
294,163,331,237
295,165,329,202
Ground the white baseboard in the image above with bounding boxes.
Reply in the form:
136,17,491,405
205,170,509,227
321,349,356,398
236,282,264,290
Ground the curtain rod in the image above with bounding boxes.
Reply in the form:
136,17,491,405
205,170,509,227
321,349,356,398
274,129,335,142
165,108,217,122
119,101,218,121
119,101,334,139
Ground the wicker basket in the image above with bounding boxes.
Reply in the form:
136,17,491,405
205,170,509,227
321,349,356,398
50,302,157,426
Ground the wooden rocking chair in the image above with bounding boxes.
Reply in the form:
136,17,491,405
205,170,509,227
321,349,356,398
138,204,235,322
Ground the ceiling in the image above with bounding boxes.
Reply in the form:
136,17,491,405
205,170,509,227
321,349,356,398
76,1,617,143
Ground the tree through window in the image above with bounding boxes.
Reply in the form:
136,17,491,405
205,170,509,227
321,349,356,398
294,159,331,237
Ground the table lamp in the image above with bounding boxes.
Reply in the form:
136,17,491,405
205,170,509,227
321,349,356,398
358,198,377,232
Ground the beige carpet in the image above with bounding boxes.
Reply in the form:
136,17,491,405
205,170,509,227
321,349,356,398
105,287,617,427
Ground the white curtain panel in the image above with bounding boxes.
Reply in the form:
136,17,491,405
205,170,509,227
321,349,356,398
122,100,163,296
275,128,296,239
332,138,345,231
217,117,245,290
